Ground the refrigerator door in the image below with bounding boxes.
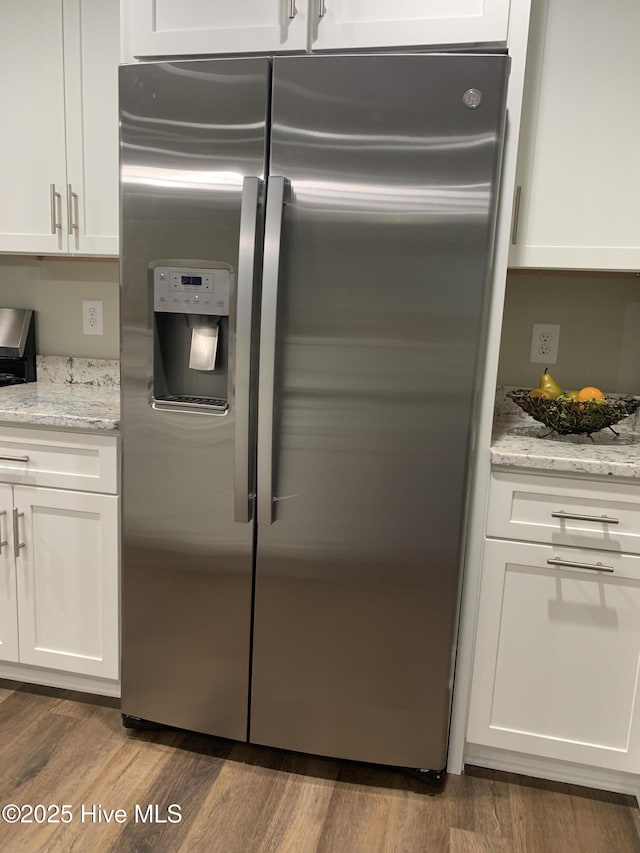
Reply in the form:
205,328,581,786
251,54,508,768
120,58,269,740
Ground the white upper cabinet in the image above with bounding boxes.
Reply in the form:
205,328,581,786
0,0,119,257
121,0,511,60
0,1,68,255
311,0,510,51
64,0,120,256
509,0,640,271
122,0,310,60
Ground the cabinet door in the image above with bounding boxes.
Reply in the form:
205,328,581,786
64,0,120,256
0,0,68,254
122,0,309,60
509,0,640,270
14,486,119,680
467,539,640,773
0,485,18,664
311,0,509,51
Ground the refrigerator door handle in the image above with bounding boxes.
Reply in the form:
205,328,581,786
257,176,286,526
234,176,263,524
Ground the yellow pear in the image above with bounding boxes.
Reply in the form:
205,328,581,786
539,369,563,399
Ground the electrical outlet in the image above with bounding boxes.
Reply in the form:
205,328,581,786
82,300,103,336
529,323,560,364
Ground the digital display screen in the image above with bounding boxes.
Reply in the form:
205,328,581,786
181,275,202,286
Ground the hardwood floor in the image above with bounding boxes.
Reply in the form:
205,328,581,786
0,680,638,853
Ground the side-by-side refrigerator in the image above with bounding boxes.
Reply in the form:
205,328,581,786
120,53,508,773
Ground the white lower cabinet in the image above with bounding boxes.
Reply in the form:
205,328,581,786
467,537,640,773
0,429,119,682
14,486,119,679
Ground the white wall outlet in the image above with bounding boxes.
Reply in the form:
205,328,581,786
82,300,103,336
529,323,560,364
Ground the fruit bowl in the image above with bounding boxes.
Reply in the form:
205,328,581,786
507,391,640,436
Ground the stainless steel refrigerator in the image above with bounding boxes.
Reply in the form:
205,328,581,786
119,53,508,774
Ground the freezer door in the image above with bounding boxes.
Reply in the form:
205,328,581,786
251,54,508,769
120,58,269,740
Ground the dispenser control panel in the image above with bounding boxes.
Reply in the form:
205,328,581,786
153,266,230,316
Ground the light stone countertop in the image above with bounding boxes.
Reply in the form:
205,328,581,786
491,387,640,479
0,356,120,432
0,383,120,432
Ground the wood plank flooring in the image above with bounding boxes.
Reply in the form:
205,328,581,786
0,679,638,853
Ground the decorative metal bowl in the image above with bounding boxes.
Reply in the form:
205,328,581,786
507,390,640,437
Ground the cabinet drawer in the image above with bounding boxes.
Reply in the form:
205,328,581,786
488,471,640,554
0,427,118,494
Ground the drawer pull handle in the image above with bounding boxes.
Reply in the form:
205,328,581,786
12,508,25,559
50,183,62,234
551,510,619,525
0,510,6,553
547,557,614,574
0,454,29,463
67,183,79,235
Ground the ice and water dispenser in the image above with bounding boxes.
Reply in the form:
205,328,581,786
151,263,231,412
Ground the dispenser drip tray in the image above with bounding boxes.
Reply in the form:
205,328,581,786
153,394,228,413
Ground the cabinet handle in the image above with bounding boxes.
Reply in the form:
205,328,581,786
0,511,7,554
50,184,62,234
510,185,522,245
318,0,326,16
287,0,296,18
547,557,614,574
67,184,80,235
12,508,25,559
551,510,619,525
0,454,29,463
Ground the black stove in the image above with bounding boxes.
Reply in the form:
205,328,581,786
0,373,25,388
0,308,36,386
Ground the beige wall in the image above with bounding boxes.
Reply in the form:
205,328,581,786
498,270,640,395
0,256,119,358
2,258,639,394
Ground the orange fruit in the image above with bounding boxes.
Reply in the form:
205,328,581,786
576,386,605,402
529,388,551,399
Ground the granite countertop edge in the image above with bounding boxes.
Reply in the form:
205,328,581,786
0,383,120,433
491,415,640,480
